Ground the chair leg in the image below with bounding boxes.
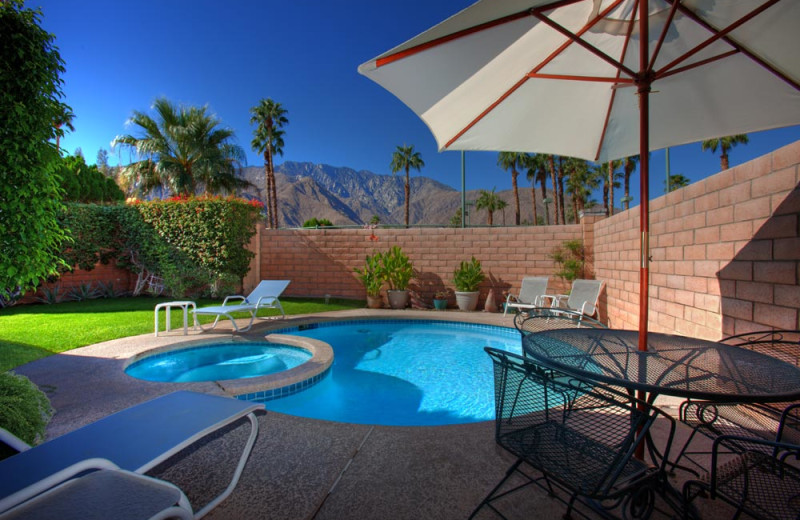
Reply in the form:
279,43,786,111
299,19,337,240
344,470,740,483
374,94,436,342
469,458,525,520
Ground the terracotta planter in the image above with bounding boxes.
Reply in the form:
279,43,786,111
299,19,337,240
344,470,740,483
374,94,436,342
366,294,383,309
387,290,410,309
455,291,480,311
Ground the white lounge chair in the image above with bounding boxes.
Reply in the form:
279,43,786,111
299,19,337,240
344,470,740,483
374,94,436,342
194,280,290,332
548,279,604,321
503,276,549,317
0,391,265,520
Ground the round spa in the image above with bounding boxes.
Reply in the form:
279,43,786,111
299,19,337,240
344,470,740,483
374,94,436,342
125,342,312,383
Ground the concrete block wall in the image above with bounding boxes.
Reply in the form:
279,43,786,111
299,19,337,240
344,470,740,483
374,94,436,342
594,140,800,339
258,225,583,307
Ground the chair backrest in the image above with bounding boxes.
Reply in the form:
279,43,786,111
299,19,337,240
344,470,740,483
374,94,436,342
245,280,290,303
517,276,549,305
566,279,604,317
514,309,607,336
484,347,673,498
720,330,800,368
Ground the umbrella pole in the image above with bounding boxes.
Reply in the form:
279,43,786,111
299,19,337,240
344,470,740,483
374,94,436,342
638,0,651,354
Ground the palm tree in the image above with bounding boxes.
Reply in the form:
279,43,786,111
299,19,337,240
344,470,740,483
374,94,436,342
390,144,425,228
544,154,560,224
701,134,749,170
250,98,288,229
497,152,528,225
600,159,622,216
564,158,597,216
525,154,549,225
622,155,639,210
666,174,691,192
113,98,248,197
475,188,507,226
54,107,75,152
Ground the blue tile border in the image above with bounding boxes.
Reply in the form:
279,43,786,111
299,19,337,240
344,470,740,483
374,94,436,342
236,364,332,402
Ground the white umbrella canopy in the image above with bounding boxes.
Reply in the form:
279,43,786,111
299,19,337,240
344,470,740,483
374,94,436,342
359,0,800,349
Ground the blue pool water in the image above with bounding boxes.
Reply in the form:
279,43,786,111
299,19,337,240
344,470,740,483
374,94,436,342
126,343,311,383
262,320,521,426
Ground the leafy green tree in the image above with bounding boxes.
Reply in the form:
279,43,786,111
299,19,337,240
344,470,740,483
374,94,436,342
390,144,425,228
302,217,333,227
250,98,288,229
57,154,124,202
497,152,528,225
475,188,507,226
564,157,599,217
113,98,248,198
666,174,691,192
701,134,749,171
0,0,70,296
96,148,110,176
449,207,463,228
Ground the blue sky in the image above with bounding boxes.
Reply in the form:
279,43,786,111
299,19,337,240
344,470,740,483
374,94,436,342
36,0,800,202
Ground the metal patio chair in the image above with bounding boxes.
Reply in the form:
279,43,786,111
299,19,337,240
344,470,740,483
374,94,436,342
503,276,549,317
673,330,800,473
683,432,800,520
471,347,676,520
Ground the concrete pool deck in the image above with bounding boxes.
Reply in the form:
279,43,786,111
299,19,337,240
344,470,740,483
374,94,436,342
15,309,733,519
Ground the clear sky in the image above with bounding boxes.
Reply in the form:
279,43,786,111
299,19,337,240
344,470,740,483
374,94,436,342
35,0,800,204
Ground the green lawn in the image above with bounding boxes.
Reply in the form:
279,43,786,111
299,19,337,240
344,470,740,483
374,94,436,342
0,296,364,372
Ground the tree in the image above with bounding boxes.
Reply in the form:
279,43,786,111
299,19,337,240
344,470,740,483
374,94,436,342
96,148,110,176
449,207,463,228
53,106,74,152
525,154,549,225
250,98,288,229
0,0,70,295
601,159,622,216
563,157,598,218
622,155,639,210
497,152,528,225
701,134,749,171
57,154,124,202
544,154,560,224
666,174,690,192
475,188,507,226
390,144,425,228
113,98,248,198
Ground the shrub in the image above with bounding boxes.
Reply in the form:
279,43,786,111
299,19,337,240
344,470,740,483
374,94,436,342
354,252,384,297
0,372,53,449
302,217,333,227
453,257,485,292
551,239,585,283
377,246,414,291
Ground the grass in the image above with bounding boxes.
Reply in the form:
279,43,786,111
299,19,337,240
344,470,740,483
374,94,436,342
0,296,364,372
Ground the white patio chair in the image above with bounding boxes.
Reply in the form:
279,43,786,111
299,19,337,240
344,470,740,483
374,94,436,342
503,276,549,317
547,279,604,321
194,280,290,332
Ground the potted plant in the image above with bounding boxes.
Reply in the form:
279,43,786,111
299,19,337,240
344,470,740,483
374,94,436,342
453,257,485,311
378,246,414,309
433,290,449,310
354,252,384,309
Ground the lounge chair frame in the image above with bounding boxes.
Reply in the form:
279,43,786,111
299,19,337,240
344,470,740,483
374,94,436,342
503,276,549,317
194,280,290,332
0,391,265,519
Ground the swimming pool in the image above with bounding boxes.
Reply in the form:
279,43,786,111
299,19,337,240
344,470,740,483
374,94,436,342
261,320,521,426
126,342,312,383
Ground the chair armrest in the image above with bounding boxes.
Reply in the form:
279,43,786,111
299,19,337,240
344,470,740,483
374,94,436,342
505,294,518,304
255,296,277,307
0,458,119,514
778,403,800,441
221,295,246,306
708,435,800,493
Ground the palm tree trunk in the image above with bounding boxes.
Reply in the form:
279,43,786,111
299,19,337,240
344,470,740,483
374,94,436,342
263,154,272,228
511,169,520,225
539,183,548,225
487,209,493,226
271,168,279,228
608,162,614,216
557,159,566,224
404,167,410,228
530,186,538,225
548,156,559,225
721,152,729,171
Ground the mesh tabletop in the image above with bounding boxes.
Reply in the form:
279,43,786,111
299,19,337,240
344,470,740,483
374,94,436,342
523,329,800,402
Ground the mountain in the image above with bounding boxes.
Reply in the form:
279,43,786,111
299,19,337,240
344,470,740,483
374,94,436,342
239,161,550,227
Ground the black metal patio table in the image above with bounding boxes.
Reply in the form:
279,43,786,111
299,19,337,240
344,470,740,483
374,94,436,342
522,329,800,404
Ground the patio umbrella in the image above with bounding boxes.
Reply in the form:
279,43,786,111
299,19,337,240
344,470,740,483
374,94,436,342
358,0,800,350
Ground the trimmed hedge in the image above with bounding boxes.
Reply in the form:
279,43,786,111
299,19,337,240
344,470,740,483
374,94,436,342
58,197,261,297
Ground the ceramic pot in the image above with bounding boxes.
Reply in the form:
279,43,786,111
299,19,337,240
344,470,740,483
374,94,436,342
366,294,383,309
454,291,480,311
387,290,410,309
433,299,448,310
